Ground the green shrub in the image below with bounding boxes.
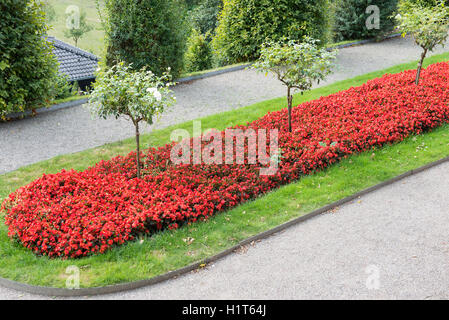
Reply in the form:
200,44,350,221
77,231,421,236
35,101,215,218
0,0,59,118
52,75,73,100
184,29,213,73
102,0,188,78
212,0,332,65
51,75,82,100
189,0,222,34
334,0,398,42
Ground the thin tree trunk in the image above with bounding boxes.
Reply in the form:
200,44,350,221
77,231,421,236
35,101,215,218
415,48,428,85
287,86,293,133
135,121,141,179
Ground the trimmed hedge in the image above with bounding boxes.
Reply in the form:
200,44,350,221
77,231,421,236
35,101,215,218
212,0,332,64
0,0,59,118
103,0,188,78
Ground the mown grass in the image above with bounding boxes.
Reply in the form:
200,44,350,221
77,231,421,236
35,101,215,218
53,95,90,105
1,52,449,288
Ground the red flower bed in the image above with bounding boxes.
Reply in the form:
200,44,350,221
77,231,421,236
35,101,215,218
3,63,449,259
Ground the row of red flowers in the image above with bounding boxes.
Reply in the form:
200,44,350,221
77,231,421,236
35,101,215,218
3,63,449,259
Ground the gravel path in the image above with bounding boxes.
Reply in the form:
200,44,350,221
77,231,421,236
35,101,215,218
1,160,449,300
1,35,449,173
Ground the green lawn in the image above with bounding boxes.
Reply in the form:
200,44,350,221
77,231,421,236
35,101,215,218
1,53,449,288
47,0,104,56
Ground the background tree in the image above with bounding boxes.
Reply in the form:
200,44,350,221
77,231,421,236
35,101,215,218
396,0,449,84
88,62,176,178
0,0,59,118
334,0,398,41
189,0,222,34
64,9,93,47
184,29,213,72
212,0,332,65
101,0,188,78
251,38,337,132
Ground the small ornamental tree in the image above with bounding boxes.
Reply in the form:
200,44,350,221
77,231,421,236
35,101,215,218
64,9,93,47
251,38,337,132
88,62,176,178
396,0,449,84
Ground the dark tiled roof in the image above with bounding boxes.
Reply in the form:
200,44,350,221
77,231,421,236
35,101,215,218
48,37,99,82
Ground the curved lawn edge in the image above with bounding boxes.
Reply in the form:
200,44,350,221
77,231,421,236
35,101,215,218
1,154,448,297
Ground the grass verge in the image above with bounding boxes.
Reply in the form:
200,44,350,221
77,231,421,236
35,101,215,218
1,52,449,288
179,62,252,79
53,95,90,106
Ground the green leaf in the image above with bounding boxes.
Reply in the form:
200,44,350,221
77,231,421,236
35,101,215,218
0,61,9,71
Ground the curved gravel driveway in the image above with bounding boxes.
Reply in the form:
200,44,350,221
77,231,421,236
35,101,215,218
1,35,449,173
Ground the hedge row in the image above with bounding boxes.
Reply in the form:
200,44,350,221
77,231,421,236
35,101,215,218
0,0,59,118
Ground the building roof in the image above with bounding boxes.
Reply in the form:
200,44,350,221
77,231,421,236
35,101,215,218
48,37,99,82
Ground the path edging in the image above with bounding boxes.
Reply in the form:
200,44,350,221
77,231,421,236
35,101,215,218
1,154,448,297
177,63,253,84
331,33,402,50
4,98,88,121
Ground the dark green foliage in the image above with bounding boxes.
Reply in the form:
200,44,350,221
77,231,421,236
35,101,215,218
103,0,188,77
0,0,59,117
189,0,222,34
212,0,332,64
334,0,398,41
409,0,449,5
52,75,72,100
184,29,213,72
52,74,79,100
185,0,202,10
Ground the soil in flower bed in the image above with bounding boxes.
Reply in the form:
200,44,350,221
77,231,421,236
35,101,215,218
2,62,449,259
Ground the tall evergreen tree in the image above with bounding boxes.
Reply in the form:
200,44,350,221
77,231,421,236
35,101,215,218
102,0,188,77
